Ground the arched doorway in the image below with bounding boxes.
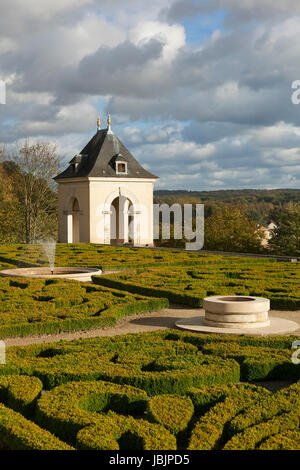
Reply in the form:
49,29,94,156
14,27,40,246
67,197,80,243
110,196,134,245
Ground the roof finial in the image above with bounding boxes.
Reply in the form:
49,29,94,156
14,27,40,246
97,116,101,131
107,113,113,134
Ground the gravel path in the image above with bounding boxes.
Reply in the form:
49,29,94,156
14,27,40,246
3,306,300,347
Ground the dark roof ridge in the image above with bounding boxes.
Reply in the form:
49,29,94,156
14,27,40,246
55,127,158,180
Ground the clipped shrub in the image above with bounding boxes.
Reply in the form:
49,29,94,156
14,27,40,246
77,413,177,450
2,334,240,392
147,394,194,435
228,381,300,436
187,384,239,414
259,428,300,450
36,380,148,444
224,409,300,450
0,403,73,450
188,384,271,450
0,375,43,417
201,341,300,382
0,277,168,339
92,256,300,310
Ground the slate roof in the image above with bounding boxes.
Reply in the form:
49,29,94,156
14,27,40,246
54,128,158,180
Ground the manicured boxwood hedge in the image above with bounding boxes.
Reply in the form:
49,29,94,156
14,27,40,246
224,409,300,450
76,414,177,450
0,374,42,417
0,403,73,450
259,428,300,450
201,341,300,381
0,330,299,449
188,384,272,450
92,258,300,309
0,277,168,338
228,381,300,436
0,243,224,271
147,394,194,435
1,333,240,392
36,380,148,444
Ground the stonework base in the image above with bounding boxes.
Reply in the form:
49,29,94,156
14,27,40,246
175,316,299,336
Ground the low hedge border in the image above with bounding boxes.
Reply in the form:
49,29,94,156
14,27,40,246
187,384,240,415
92,257,300,310
188,384,271,450
76,413,177,450
92,275,202,307
36,380,148,444
259,428,300,450
200,342,300,382
228,381,300,436
0,294,168,339
0,403,73,450
0,375,42,417
146,394,194,435
224,409,300,450
1,335,240,392
31,355,240,394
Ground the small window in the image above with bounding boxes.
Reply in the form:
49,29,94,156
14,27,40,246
116,162,127,174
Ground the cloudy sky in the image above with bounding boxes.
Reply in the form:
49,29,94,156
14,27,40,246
0,0,300,190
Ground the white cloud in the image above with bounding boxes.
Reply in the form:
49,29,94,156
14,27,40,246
130,20,186,62
1,0,300,190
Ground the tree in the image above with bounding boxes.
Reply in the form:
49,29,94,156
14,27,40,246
0,162,21,243
1,141,60,243
269,202,300,256
203,205,264,253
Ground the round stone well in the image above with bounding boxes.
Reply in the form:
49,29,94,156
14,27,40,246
175,295,299,336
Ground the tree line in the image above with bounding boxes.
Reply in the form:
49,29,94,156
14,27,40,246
0,141,299,256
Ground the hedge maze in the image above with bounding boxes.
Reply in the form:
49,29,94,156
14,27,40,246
0,330,298,450
0,244,299,449
0,277,167,338
93,259,300,309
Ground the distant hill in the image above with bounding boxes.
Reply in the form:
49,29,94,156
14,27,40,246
154,189,300,225
154,189,300,205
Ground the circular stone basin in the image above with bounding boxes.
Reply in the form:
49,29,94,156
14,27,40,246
0,267,102,279
203,295,270,329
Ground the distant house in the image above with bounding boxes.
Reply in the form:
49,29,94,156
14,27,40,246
258,222,277,248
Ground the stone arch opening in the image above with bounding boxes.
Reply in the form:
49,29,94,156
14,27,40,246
67,196,81,243
110,195,134,245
